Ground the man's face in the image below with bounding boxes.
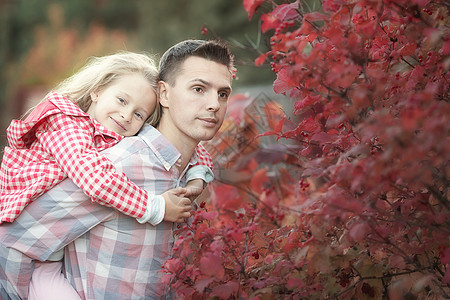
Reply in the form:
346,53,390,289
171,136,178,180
158,56,232,146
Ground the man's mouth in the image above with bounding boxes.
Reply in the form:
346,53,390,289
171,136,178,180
198,117,218,127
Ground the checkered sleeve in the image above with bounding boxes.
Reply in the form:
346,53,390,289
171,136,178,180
37,115,148,219
195,143,213,169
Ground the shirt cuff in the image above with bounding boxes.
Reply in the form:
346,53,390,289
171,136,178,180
137,195,165,226
186,165,214,184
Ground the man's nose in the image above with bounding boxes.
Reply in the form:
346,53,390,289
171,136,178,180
206,92,220,111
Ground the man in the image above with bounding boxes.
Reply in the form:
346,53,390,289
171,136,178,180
0,39,234,299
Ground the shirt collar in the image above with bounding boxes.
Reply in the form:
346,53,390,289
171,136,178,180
138,124,181,171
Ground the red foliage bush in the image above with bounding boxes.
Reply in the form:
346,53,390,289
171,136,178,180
162,0,449,298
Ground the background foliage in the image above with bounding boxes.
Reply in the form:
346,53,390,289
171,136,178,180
162,0,450,299
0,0,275,151
1,0,448,298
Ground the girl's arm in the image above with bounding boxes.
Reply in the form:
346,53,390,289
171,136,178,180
37,114,154,221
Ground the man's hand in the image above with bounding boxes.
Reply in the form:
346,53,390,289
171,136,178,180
162,187,192,223
184,179,204,201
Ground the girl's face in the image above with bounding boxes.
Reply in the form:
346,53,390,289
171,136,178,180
88,73,156,136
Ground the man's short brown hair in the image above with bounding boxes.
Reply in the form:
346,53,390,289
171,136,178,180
158,39,234,86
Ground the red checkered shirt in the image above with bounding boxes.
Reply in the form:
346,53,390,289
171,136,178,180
0,92,213,224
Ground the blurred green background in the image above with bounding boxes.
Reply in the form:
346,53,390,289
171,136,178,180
0,0,276,151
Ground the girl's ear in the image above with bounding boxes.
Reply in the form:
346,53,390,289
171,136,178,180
90,90,99,102
158,81,170,108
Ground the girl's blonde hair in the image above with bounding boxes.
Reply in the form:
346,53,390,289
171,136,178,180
53,51,161,125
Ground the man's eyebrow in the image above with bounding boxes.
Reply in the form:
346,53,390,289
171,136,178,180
189,78,211,86
189,78,232,92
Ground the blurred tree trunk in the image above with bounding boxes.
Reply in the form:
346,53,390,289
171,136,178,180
0,1,12,153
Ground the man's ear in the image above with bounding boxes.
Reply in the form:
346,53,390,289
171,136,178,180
158,81,170,108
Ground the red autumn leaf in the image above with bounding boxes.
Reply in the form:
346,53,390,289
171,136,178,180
261,1,300,32
441,247,450,264
194,277,215,293
261,12,282,33
389,255,406,269
272,115,286,133
243,0,264,21
349,222,371,242
250,167,269,193
255,143,292,164
164,258,184,274
304,11,327,22
256,116,286,139
265,103,286,132
226,93,254,124
200,253,224,279
273,67,298,94
255,52,268,66
210,281,239,298
443,39,450,56
294,95,321,114
298,117,321,133
272,1,300,21
211,184,242,211
444,269,450,285
311,132,334,144
322,0,341,12
199,210,219,221
299,146,311,156
256,130,280,138
226,227,244,242
411,0,431,6
398,43,417,57
287,277,305,289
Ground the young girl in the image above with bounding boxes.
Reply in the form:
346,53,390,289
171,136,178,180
0,51,213,299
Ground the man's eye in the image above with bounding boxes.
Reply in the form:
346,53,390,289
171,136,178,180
118,97,126,104
194,87,203,93
218,92,229,99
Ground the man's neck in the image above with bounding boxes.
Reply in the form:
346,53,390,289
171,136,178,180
156,123,197,171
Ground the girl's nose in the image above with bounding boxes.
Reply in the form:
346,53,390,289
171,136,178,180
120,110,132,122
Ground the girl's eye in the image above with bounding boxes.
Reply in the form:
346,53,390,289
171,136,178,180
118,97,126,104
135,112,143,120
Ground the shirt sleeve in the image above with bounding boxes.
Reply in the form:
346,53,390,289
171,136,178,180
37,114,148,219
185,144,214,184
195,144,213,169
185,165,214,183
136,195,165,225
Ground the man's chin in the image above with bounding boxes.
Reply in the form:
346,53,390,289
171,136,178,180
195,132,217,142
196,128,220,141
